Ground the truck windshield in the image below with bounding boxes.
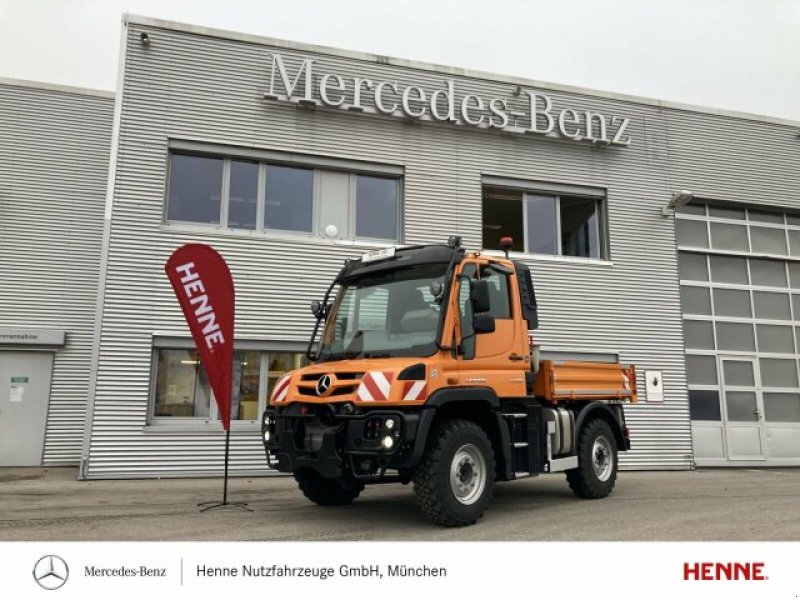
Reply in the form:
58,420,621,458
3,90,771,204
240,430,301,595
319,264,447,360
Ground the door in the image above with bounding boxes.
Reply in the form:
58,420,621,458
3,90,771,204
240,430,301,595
719,356,766,460
0,351,54,466
454,260,527,396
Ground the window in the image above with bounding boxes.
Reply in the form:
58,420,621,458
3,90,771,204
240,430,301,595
151,347,308,422
753,291,790,320
715,322,755,351
482,186,604,259
713,288,751,318
710,222,748,252
526,195,559,254
689,390,721,421
264,165,314,232
676,220,709,248
167,154,224,224
681,286,711,315
750,258,787,287
356,175,399,240
759,358,798,387
228,161,258,230
709,255,748,284
725,391,758,421
686,355,717,385
751,226,787,255
679,252,708,281
722,360,755,386
684,320,715,349
165,150,401,243
763,393,800,422
320,263,447,359
479,265,511,319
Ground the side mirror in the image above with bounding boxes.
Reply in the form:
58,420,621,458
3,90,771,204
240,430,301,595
469,279,491,314
311,300,325,319
473,313,496,334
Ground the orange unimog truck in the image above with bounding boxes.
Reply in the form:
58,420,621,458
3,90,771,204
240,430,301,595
263,236,637,527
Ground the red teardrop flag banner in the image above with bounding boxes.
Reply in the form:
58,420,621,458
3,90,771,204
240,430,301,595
165,244,235,431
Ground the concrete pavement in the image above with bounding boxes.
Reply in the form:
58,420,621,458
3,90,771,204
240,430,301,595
1,467,798,541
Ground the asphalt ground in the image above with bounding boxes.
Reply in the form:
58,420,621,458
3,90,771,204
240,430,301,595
0,467,798,541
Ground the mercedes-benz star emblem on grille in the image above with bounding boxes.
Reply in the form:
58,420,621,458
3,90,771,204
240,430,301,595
316,374,332,396
33,555,69,590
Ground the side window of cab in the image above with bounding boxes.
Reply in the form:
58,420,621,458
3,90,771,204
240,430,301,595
479,265,511,320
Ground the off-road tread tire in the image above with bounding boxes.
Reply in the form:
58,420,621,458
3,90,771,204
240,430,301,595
295,472,364,506
413,419,495,527
566,418,618,499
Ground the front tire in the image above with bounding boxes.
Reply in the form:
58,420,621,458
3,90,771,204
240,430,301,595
566,418,618,499
295,471,364,506
413,419,495,527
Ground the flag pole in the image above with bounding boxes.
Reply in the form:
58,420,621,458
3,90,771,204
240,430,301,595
198,428,251,512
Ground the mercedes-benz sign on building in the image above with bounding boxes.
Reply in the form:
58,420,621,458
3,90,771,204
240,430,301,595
2,15,799,478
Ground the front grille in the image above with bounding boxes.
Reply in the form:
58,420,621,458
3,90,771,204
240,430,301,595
336,372,364,380
300,372,364,381
298,385,358,397
331,386,357,396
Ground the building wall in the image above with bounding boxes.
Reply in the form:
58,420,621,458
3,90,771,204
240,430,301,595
81,16,800,477
84,19,668,477
0,81,113,464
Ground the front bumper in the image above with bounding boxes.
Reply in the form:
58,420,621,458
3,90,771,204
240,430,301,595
262,404,421,479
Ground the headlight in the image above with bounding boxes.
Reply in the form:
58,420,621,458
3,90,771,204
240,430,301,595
263,431,270,442
385,418,395,430
263,413,271,426
381,435,394,450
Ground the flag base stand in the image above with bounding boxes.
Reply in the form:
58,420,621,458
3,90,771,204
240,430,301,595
197,501,251,512
197,429,253,513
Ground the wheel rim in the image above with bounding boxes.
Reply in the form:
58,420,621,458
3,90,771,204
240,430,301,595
449,443,487,505
592,435,613,482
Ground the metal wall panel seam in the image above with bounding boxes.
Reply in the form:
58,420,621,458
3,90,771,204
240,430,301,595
78,15,129,478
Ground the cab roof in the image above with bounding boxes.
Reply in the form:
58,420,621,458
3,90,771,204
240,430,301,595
339,244,462,281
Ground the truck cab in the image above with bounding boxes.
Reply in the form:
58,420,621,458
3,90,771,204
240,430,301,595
263,237,636,526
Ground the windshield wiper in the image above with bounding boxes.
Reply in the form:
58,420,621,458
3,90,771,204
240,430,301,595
320,350,392,361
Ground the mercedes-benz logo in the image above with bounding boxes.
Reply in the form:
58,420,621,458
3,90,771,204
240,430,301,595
316,374,332,396
33,555,69,590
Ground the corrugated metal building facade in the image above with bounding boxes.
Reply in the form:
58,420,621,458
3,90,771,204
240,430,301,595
0,80,113,466
3,15,799,477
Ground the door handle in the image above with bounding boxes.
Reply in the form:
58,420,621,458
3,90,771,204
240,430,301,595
508,353,526,362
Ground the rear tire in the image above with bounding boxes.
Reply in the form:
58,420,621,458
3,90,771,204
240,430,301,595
566,418,618,499
413,419,495,527
295,471,364,506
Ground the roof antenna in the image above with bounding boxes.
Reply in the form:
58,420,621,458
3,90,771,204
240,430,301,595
499,236,514,259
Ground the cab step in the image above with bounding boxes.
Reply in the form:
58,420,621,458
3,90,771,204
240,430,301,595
502,406,546,478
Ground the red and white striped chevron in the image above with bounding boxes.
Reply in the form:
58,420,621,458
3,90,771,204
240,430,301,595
401,380,427,402
357,371,394,402
271,373,291,403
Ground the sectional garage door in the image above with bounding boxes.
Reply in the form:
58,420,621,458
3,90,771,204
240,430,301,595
677,201,800,466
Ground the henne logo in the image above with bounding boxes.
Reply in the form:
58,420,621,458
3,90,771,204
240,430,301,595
263,53,632,146
683,561,767,581
33,555,69,590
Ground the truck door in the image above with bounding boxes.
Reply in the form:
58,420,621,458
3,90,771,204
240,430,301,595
455,260,527,396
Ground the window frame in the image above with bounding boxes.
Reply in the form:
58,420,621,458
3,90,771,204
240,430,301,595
480,177,608,262
163,143,404,245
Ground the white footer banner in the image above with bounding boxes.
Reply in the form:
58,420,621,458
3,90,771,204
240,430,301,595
0,542,796,599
